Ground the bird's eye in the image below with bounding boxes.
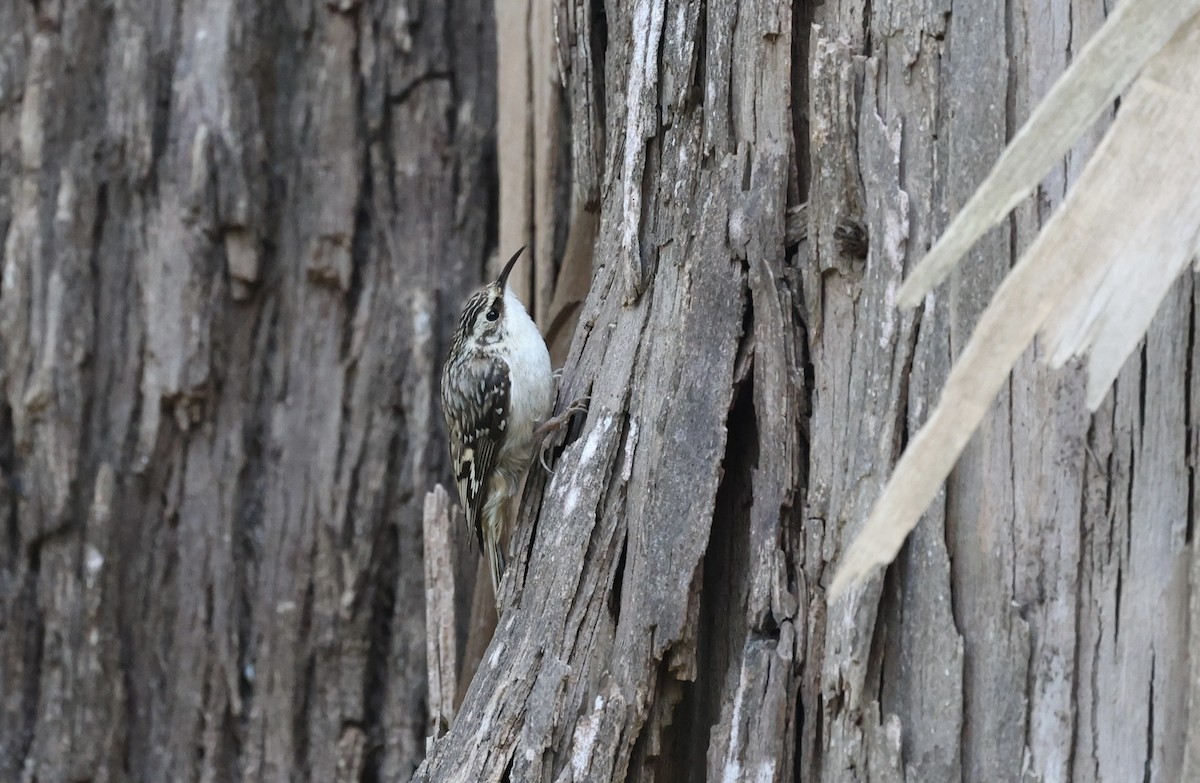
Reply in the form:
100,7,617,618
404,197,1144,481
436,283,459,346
486,308,499,322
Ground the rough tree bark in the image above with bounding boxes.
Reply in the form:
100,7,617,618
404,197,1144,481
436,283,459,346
418,0,1197,782
2,1,1196,782
0,1,493,780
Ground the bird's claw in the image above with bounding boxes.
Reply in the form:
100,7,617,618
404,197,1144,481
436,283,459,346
564,395,590,416
534,396,591,471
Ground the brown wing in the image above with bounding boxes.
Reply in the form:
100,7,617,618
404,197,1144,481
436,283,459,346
443,355,511,549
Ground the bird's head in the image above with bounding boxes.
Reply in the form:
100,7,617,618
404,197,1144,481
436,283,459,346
453,246,528,349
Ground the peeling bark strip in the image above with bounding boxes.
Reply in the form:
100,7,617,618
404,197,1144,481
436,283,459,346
808,3,1197,783
1,1,494,780
617,0,665,303
423,485,460,739
832,11,1200,599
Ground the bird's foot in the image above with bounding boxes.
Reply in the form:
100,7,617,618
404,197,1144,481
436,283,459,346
535,396,590,471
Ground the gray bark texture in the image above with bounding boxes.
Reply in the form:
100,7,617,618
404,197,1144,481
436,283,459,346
0,2,1196,783
0,1,494,780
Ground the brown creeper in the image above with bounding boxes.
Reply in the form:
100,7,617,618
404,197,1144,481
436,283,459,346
441,247,567,605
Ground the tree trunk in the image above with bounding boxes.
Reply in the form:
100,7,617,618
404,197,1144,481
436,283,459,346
3,1,1196,783
0,1,493,780
418,0,1198,781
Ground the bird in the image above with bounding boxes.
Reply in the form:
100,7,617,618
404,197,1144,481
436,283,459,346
440,246,586,606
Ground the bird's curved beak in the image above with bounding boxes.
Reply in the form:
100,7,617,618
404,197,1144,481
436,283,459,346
494,245,526,290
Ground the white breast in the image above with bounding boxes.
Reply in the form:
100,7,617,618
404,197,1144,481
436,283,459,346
500,288,553,452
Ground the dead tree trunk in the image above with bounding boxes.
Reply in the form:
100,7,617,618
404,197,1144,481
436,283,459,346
418,0,1198,782
0,2,493,780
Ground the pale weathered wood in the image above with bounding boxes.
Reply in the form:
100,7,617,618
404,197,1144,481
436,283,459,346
423,485,459,739
495,0,534,311
1044,20,1200,404
810,1,1196,782
1185,281,1200,781
833,15,1200,596
897,0,1200,305
496,0,569,322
